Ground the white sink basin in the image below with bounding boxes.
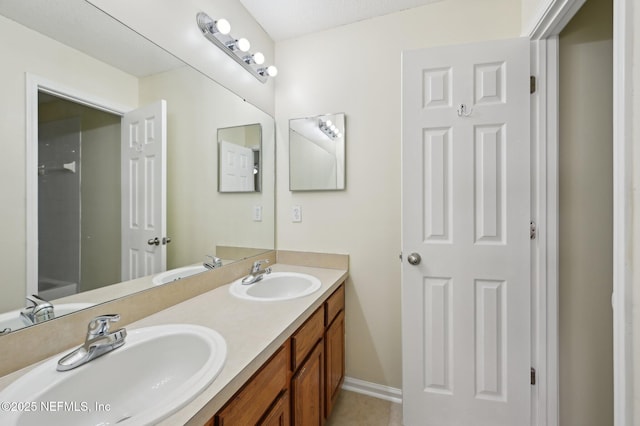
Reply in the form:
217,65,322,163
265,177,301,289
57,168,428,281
152,264,208,285
0,324,227,425
0,303,94,333
229,272,322,302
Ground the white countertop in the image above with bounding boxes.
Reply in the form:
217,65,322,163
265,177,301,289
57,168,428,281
0,263,348,425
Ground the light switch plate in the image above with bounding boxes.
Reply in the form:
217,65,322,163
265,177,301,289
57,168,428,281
252,205,262,222
292,205,302,222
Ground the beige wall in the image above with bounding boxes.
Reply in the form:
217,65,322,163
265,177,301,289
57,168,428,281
559,0,614,424
275,0,521,389
0,15,138,313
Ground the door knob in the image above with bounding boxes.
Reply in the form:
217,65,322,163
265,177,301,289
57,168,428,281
147,237,160,246
407,253,422,265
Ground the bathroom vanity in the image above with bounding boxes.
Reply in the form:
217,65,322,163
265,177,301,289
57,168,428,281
0,253,348,426
211,282,345,425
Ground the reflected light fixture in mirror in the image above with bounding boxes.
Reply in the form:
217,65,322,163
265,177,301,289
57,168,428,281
197,12,277,83
319,119,342,139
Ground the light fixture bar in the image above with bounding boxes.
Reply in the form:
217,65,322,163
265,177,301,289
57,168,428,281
197,12,276,83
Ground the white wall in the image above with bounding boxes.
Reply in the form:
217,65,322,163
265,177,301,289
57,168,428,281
632,0,640,422
0,15,138,313
88,0,276,115
522,0,553,34
275,0,521,388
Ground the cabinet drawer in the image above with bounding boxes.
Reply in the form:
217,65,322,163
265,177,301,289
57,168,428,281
291,306,324,371
325,284,345,326
216,344,288,426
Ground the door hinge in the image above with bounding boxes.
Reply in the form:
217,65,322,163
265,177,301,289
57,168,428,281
530,76,536,94
530,221,537,240
531,367,536,385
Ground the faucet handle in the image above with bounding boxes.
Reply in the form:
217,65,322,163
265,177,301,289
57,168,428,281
252,259,269,272
87,314,120,339
25,294,51,308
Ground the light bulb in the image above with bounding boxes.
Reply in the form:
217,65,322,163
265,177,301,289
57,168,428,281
253,52,265,65
236,38,251,52
214,18,231,35
326,120,333,127
266,65,278,77
330,125,337,132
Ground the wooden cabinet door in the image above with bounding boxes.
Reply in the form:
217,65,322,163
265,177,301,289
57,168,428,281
325,309,345,418
291,341,324,426
259,390,290,426
215,345,288,425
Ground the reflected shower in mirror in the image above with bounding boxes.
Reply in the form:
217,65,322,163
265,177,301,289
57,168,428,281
289,113,346,191
218,124,262,193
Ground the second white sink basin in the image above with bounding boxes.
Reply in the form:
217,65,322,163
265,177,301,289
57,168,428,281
152,264,208,285
0,324,227,425
229,272,322,302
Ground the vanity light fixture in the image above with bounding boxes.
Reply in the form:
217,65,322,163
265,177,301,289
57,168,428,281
243,52,265,65
197,12,277,83
210,18,231,35
226,37,251,52
258,66,278,78
319,119,342,139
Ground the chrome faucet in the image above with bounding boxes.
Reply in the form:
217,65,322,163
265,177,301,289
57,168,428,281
20,295,54,325
241,259,272,285
57,314,127,372
204,255,223,270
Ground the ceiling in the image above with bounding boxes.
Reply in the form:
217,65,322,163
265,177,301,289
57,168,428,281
239,0,443,41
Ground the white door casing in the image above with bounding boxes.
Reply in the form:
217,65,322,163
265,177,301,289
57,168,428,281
219,140,255,192
121,100,167,281
401,38,531,425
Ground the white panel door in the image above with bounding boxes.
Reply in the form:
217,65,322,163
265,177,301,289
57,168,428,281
219,140,255,192
121,100,167,281
401,38,530,426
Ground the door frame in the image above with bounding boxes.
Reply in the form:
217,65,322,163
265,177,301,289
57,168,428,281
527,0,633,425
25,73,134,297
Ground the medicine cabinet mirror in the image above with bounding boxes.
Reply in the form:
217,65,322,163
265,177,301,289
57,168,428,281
289,113,346,191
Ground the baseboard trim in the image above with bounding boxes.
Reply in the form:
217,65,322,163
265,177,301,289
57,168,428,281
342,376,403,404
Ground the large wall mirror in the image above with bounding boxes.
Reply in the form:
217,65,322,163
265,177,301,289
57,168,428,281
289,113,346,191
0,0,275,334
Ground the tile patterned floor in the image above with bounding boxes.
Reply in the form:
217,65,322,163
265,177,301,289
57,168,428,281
326,390,403,426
